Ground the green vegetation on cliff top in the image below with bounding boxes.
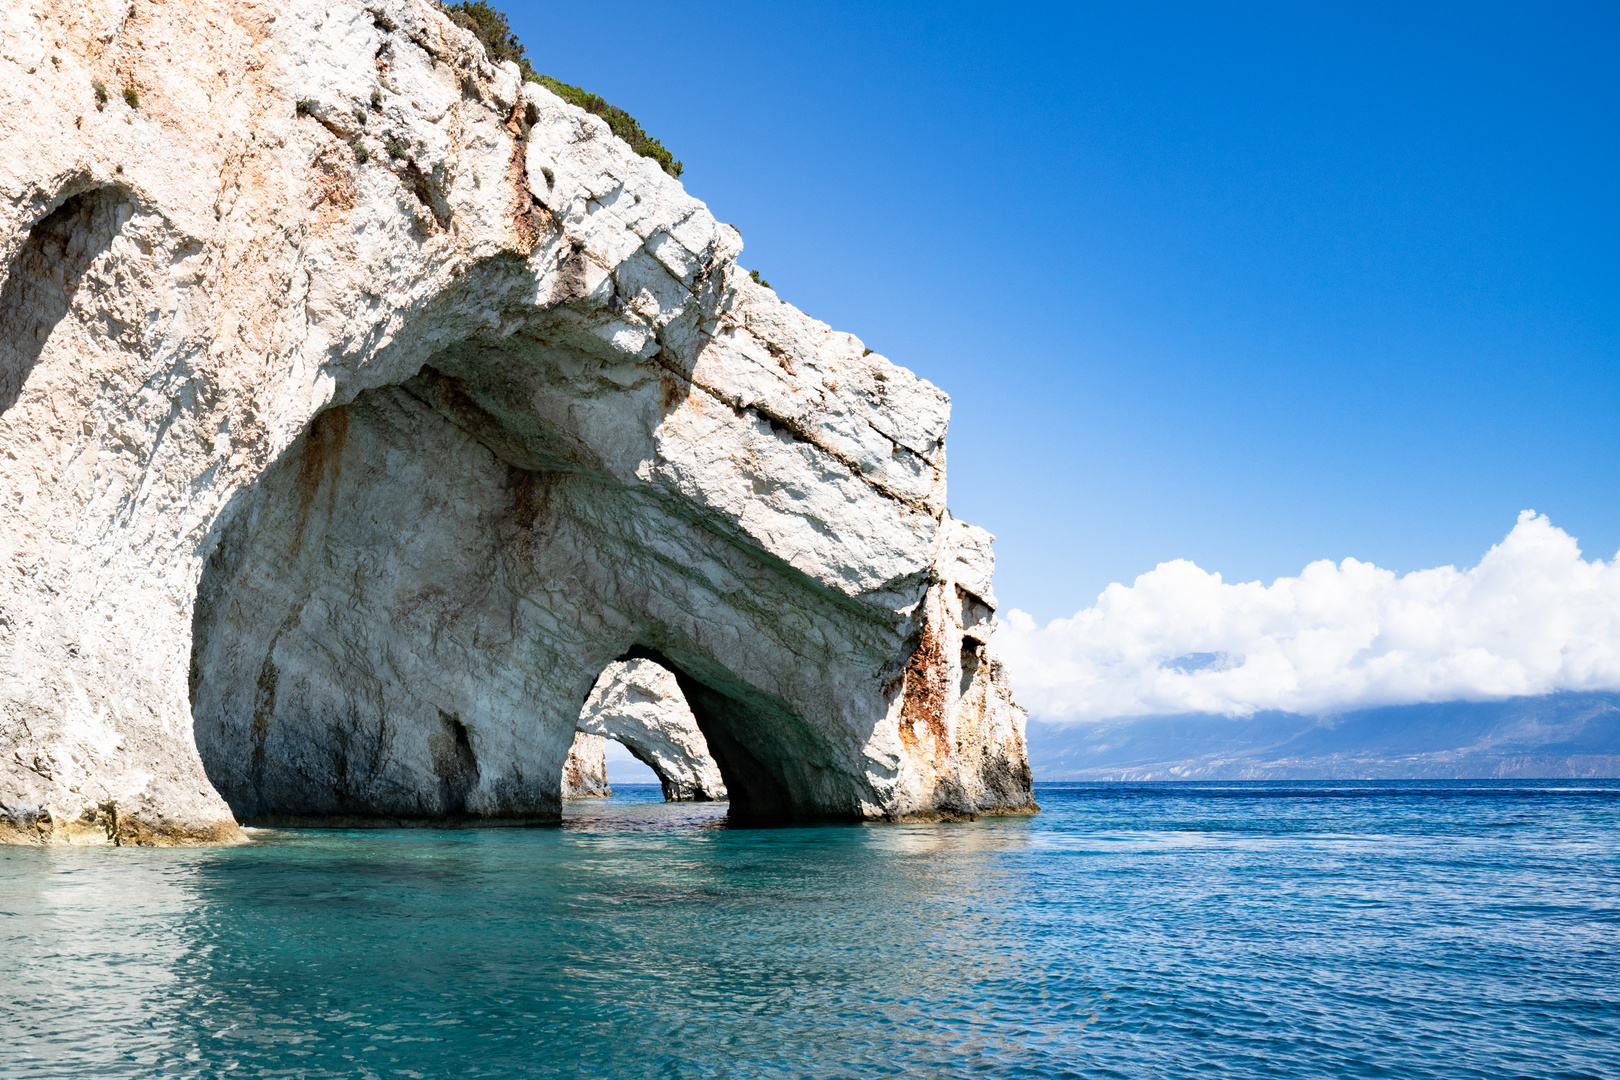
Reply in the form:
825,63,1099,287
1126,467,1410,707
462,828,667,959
438,2,683,179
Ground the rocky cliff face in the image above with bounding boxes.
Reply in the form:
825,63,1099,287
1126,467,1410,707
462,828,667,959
561,732,610,800
0,0,1033,844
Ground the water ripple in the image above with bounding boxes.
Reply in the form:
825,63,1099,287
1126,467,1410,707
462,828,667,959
2,780,1617,1078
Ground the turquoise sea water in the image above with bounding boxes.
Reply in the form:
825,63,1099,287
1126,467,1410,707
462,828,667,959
3,781,1618,1079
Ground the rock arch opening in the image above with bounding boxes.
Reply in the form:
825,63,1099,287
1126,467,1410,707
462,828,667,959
564,658,728,803
190,340,880,825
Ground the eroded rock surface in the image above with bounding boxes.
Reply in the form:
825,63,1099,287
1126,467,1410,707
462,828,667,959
580,659,727,802
561,733,610,800
0,0,1034,844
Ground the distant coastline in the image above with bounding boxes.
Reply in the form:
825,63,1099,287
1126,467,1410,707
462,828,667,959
1027,692,1620,781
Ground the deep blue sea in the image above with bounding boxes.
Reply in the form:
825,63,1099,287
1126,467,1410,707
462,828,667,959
4,781,1618,1079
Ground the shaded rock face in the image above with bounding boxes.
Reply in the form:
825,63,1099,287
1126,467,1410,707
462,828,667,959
0,0,1034,844
561,733,610,800
579,659,727,802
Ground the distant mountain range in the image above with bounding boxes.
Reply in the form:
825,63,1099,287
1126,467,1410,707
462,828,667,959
1026,693,1620,780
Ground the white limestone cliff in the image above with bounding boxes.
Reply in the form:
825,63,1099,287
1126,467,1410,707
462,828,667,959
579,659,727,802
0,0,1034,844
561,732,610,800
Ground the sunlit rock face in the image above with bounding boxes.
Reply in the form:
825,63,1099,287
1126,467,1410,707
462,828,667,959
562,733,611,800
0,0,1034,844
579,659,727,802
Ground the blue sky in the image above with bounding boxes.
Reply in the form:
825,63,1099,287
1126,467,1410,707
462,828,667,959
503,0,1618,625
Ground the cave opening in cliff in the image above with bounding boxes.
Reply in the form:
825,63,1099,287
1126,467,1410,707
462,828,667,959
568,657,729,803
189,347,860,827
611,647,799,817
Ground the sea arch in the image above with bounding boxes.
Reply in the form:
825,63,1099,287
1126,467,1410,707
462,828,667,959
570,658,728,803
189,333,908,824
1,2,1033,843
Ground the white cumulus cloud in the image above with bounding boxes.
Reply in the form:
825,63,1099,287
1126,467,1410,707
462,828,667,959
993,512,1620,722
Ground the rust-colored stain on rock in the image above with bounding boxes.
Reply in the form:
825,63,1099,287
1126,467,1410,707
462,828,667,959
898,613,953,766
290,406,349,551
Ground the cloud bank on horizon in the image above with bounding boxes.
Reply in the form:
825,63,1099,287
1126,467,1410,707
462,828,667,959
994,512,1620,724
